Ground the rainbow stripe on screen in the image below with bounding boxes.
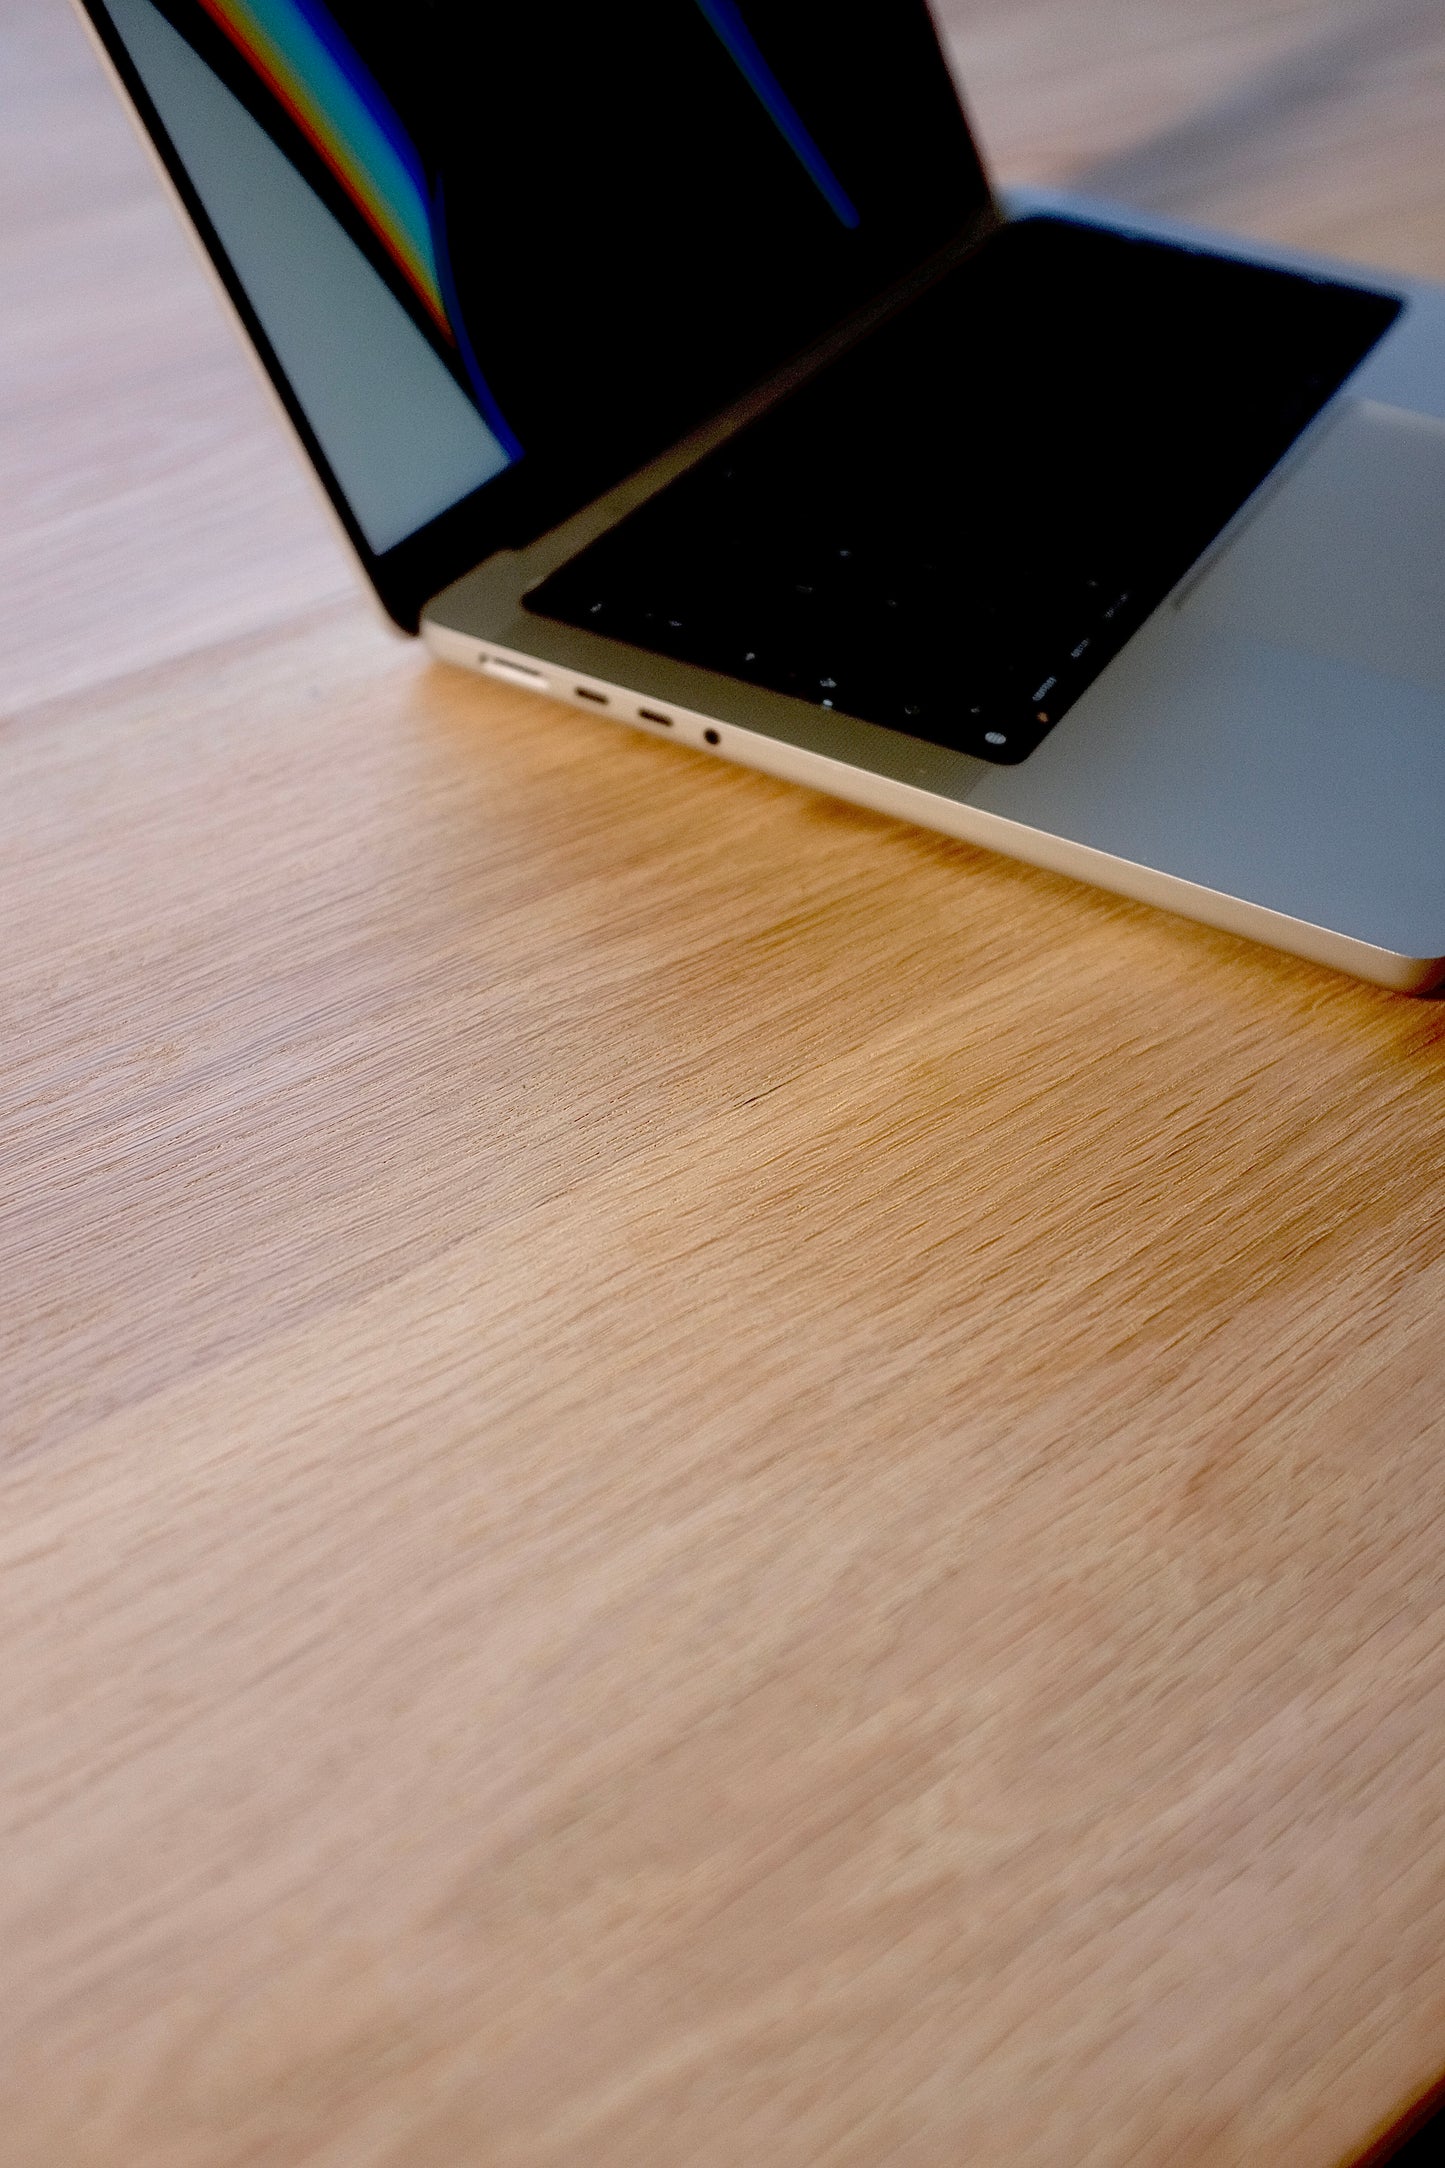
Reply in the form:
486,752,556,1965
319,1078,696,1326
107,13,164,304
193,0,448,330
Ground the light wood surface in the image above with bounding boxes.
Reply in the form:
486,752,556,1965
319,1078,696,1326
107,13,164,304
7,4,1445,2162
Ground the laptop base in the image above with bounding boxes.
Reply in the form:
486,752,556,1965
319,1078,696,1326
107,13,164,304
424,200,1445,993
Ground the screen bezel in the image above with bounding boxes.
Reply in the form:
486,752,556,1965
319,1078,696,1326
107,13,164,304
75,0,994,631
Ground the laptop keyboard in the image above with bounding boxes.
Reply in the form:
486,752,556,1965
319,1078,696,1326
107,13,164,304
525,218,1399,764
529,452,1145,762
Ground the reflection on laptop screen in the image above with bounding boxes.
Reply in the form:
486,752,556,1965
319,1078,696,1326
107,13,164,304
93,0,989,555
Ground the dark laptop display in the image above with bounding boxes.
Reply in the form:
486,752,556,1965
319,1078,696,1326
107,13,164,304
84,0,992,613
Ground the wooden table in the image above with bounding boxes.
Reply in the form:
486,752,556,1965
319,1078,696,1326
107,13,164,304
8,3,1445,2161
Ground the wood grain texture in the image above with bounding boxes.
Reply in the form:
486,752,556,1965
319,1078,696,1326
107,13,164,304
6,4,1445,2163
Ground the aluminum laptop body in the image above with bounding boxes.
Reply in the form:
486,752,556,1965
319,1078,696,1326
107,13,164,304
75,0,1445,991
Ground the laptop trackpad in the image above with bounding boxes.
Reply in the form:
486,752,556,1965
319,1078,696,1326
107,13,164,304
963,397,1445,959
1182,398,1445,692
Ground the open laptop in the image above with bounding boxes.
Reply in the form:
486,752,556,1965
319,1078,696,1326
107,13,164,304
75,0,1445,990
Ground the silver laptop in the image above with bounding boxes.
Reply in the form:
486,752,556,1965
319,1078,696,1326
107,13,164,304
76,0,1445,990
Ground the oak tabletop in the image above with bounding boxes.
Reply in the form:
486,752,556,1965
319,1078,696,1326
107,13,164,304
8,3,1445,2163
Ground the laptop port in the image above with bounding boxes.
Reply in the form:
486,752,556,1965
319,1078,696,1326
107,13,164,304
574,685,608,704
481,655,549,690
637,708,673,727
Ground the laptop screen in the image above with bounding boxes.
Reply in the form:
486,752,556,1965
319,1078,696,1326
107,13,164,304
81,0,992,624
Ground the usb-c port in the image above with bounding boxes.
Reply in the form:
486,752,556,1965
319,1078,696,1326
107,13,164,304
575,685,608,704
638,708,672,727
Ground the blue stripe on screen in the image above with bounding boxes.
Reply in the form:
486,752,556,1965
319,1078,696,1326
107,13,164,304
692,0,861,229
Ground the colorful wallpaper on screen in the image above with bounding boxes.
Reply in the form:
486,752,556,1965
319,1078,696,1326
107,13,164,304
192,0,448,333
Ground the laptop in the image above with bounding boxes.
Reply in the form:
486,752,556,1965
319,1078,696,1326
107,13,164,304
75,0,1445,990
